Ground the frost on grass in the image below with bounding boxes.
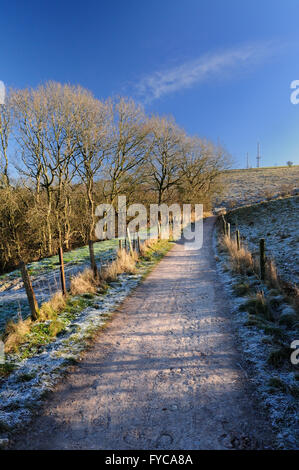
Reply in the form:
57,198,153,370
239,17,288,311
0,271,141,436
215,166,299,209
214,231,299,450
226,196,299,287
0,243,168,439
0,239,118,332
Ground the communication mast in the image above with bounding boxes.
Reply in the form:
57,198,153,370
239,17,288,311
256,142,261,168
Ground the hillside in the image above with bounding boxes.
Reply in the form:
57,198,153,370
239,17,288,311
226,196,299,286
215,166,299,208
217,198,299,449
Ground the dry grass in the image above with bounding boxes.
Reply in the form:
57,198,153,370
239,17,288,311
3,292,67,353
4,317,32,353
3,239,166,356
221,234,283,289
3,251,138,353
139,238,157,257
221,235,254,275
100,239,163,282
101,249,138,282
265,259,280,290
70,268,98,295
221,230,299,315
38,292,67,321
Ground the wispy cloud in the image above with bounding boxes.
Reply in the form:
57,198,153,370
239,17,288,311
135,42,277,102
0,81,5,105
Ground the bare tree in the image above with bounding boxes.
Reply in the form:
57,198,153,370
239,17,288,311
178,137,231,204
73,92,112,240
0,80,233,273
12,83,79,253
11,87,51,251
104,97,151,207
145,116,185,205
42,82,78,249
0,97,11,187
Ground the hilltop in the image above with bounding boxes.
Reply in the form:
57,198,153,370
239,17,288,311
215,165,299,208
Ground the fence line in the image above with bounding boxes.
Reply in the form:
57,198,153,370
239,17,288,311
220,215,267,281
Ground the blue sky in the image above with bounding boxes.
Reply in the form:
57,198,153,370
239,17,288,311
2,0,299,168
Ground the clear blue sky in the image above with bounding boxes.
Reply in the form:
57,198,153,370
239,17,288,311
2,0,299,168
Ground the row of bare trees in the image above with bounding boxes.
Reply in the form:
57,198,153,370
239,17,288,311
0,82,230,272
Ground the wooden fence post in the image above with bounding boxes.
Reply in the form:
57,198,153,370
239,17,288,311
224,221,227,236
58,246,67,295
236,230,240,250
88,240,98,279
221,215,226,234
127,227,133,256
19,261,39,320
260,238,266,281
227,222,231,239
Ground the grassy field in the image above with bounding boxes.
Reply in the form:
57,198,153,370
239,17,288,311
215,165,299,208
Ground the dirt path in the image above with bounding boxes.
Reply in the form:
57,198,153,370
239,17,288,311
11,217,274,450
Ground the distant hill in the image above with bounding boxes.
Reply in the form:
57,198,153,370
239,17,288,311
215,165,299,208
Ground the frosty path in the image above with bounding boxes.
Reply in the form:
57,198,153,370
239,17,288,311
11,217,273,450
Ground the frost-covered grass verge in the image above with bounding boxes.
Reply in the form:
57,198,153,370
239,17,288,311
0,239,119,282
0,240,172,442
226,196,299,287
214,222,299,450
0,239,118,333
